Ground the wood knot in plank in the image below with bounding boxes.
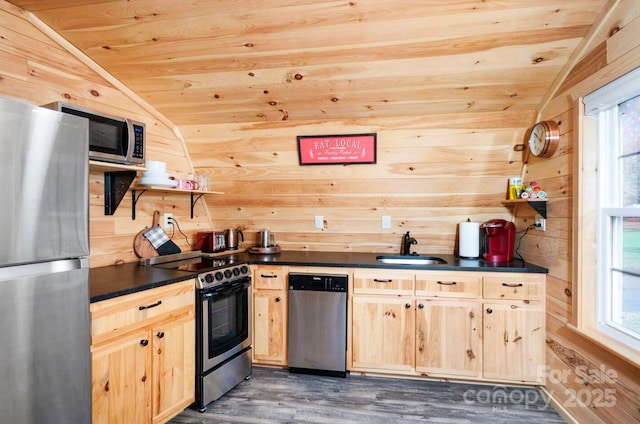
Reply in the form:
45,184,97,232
466,349,476,360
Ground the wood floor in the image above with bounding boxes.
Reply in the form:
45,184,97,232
169,367,566,424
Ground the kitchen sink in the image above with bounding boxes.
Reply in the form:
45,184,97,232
376,255,447,265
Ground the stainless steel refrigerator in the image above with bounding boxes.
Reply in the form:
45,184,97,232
0,95,91,423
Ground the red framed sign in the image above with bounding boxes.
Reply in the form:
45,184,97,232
297,133,377,165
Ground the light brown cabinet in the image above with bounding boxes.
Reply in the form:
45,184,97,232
351,270,415,372
482,273,545,383
90,280,195,424
351,295,415,372
349,269,545,384
252,265,288,366
415,298,482,378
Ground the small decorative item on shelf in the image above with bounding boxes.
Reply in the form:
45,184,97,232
520,181,547,199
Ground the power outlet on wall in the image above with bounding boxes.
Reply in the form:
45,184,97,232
534,215,546,231
163,213,173,229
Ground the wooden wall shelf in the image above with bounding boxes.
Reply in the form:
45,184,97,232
131,187,224,220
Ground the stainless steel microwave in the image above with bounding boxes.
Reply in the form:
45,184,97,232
44,101,145,165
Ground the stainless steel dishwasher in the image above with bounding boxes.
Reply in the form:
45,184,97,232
288,272,348,377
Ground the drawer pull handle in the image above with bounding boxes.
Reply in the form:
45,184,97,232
373,279,393,283
139,300,162,311
260,274,278,278
140,339,149,347
156,332,165,339
437,281,457,286
501,283,523,288
275,297,281,303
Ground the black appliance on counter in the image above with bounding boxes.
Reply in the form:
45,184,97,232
145,252,252,411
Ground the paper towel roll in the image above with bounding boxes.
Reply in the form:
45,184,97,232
459,220,480,258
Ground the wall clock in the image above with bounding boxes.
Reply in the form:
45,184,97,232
528,120,560,158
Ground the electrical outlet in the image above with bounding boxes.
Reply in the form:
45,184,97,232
163,213,173,229
314,215,324,229
534,215,546,231
381,215,391,229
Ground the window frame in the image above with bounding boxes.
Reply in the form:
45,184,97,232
573,67,640,366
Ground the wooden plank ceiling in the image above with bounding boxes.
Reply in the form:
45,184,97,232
9,0,610,126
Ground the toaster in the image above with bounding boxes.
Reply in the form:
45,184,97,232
195,231,226,253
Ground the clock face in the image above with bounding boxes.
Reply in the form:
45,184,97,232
528,120,559,157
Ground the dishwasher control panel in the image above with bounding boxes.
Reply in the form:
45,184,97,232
288,273,348,292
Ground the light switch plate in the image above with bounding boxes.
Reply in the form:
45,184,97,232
381,215,391,229
314,215,324,229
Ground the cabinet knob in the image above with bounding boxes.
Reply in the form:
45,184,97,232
156,331,165,339
275,297,281,302
418,303,424,309
486,308,493,314
405,303,411,309
140,339,149,346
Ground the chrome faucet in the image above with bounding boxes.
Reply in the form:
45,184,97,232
402,231,418,256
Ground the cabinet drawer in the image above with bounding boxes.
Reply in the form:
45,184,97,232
90,280,195,344
253,265,288,290
353,270,414,295
483,274,544,300
415,272,481,298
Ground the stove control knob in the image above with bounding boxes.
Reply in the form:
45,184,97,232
224,269,232,279
233,267,240,276
240,265,249,275
204,273,214,283
215,271,224,281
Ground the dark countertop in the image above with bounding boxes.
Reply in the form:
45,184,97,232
240,251,548,273
89,262,196,303
89,250,547,303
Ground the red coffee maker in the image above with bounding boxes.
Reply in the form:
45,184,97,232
480,219,516,262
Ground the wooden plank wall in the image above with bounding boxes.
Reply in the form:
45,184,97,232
0,1,209,268
182,110,533,254
525,0,640,422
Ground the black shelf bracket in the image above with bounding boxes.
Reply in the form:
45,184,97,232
131,189,148,220
527,201,547,218
191,192,205,218
104,171,137,216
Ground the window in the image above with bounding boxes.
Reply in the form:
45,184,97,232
583,67,640,353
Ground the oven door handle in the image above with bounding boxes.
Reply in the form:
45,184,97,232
202,278,250,299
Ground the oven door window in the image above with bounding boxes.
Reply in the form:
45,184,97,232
206,280,249,359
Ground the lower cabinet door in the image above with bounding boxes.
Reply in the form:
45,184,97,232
92,329,153,424
483,301,544,383
253,289,287,365
151,311,196,424
415,299,482,378
351,296,415,372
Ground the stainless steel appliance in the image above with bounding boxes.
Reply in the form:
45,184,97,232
148,253,252,411
0,95,91,423
224,227,244,250
288,273,348,377
43,101,145,165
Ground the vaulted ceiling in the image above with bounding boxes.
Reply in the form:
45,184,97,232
10,0,611,125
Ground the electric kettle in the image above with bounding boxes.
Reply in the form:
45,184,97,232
224,228,244,250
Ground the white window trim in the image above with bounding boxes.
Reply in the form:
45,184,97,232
571,67,640,367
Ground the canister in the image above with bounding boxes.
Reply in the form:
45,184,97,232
508,177,523,200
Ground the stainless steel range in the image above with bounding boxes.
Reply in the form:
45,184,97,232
146,252,252,411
